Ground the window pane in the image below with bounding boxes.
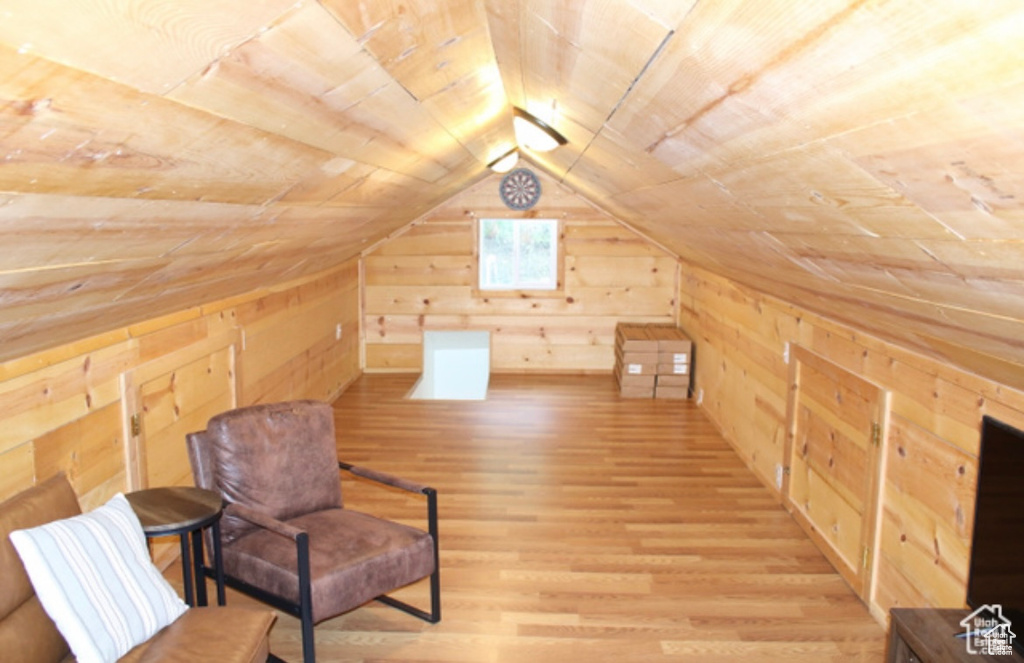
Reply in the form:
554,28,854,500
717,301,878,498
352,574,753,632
518,219,555,287
480,219,515,288
479,218,557,290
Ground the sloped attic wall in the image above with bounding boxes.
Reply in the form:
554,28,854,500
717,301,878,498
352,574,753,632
0,0,1021,623
681,260,1024,622
516,2,1024,393
2,1,1024,396
364,169,677,372
0,1,499,363
0,260,360,511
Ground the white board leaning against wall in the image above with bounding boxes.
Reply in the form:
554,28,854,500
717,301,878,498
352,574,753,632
408,331,490,400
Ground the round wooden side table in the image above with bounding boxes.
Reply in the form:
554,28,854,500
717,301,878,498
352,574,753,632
125,486,226,607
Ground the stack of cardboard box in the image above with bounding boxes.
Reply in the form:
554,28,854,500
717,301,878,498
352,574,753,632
613,323,658,398
647,325,692,399
614,323,693,399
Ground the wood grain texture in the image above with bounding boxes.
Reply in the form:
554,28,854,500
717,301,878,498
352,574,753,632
0,3,1023,638
216,373,884,662
169,2,473,182
0,0,301,94
0,46,326,204
363,171,677,372
322,0,512,162
785,346,886,601
0,0,1021,402
0,261,361,506
679,260,1024,623
576,2,1024,391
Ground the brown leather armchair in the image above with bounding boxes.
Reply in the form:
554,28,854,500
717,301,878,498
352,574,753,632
0,474,277,663
186,400,440,663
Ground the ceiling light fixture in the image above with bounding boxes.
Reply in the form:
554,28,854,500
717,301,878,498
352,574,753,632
513,107,567,152
487,147,519,173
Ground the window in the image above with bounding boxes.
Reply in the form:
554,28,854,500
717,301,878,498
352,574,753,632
478,218,559,291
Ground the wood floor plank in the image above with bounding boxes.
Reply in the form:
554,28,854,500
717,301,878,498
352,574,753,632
212,374,887,661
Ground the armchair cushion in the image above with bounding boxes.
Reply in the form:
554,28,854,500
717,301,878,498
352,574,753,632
8,493,188,663
225,508,435,622
206,400,342,544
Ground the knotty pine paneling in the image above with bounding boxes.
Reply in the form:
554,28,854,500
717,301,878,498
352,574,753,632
168,2,474,183
363,170,677,373
320,0,511,163
680,262,1024,623
236,260,361,405
0,260,361,509
0,0,302,95
0,45,326,205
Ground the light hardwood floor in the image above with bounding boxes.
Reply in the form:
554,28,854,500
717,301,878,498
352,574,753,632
217,374,886,662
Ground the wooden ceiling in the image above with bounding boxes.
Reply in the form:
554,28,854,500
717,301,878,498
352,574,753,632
1,1,1023,389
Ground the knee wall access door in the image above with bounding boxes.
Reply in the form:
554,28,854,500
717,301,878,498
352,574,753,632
783,345,889,600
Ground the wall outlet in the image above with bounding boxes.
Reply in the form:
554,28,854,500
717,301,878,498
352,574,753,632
335,323,343,341
696,388,704,405
783,341,790,365
775,464,784,490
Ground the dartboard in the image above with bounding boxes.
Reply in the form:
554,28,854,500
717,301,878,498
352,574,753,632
500,168,542,210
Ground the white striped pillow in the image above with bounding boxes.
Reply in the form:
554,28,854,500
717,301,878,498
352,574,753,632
8,492,188,663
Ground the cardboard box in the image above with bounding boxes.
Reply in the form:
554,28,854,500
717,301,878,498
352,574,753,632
615,346,658,375
617,348,660,364
654,386,690,399
620,386,656,398
614,323,690,399
658,351,689,364
621,361,657,376
645,324,692,353
615,323,659,353
657,362,689,376
656,374,690,388
614,369,655,398
615,373,655,389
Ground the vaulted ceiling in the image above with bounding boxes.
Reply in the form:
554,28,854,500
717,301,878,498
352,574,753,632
1,1,1023,389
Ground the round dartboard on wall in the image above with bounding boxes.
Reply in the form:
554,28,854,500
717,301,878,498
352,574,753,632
499,168,542,210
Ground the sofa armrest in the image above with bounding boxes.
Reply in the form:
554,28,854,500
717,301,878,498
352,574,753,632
119,607,275,663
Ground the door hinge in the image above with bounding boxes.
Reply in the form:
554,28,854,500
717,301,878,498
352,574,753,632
862,546,871,569
130,414,141,437
871,422,881,446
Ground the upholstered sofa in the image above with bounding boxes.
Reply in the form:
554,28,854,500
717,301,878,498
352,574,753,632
0,473,277,663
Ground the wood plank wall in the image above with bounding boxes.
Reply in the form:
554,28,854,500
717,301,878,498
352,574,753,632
363,170,678,373
1,185,1016,626
678,263,1024,623
0,258,361,511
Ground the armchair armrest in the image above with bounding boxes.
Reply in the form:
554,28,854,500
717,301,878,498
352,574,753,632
337,460,441,623
220,503,314,629
224,503,305,541
338,461,434,495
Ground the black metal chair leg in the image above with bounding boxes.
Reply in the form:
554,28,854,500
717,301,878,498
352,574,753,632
297,533,316,663
211,520,226,606
301,611,315,663
427,486,441,622
429,565,441,623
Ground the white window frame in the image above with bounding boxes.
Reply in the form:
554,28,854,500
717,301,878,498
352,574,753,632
478,218,560,291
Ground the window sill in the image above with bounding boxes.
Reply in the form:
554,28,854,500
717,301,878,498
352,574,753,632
474,287,566,300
